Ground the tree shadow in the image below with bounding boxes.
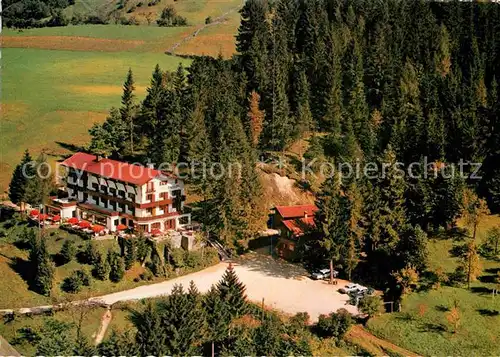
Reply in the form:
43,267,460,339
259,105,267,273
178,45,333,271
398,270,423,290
420,322,447,334
478,274,497,284
477,308,499,317
470,286,492,295
435,304,449,312
235,253,308,280
449,243,468,258
51,253,66,267
485,267,500,275
8,257,34,289
55,141,85,154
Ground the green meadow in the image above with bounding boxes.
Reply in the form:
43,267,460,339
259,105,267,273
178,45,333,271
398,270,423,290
1,48,189,191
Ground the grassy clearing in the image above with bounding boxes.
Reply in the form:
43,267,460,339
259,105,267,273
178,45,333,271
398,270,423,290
366,215,500,356
0,48,189,192
0,307,106,356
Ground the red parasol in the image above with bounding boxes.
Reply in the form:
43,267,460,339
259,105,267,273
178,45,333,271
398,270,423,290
92,225,105,233
116,224,128,231
67,217,79,224
78,221,91,229
38,214,49,220
52,215,61,222
151,229,162,236
30,209,39,216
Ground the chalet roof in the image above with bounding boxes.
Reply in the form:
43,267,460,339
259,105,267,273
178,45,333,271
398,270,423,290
61,152,174,186
275,204,318,219
282,216,316,236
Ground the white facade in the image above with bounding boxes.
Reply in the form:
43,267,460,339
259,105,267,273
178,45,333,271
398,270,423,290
64,168,191,233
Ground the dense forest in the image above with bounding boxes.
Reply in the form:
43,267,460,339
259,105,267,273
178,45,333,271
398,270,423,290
8,0,500,301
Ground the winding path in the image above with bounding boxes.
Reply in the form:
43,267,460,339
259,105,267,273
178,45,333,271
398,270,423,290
165,0,245,55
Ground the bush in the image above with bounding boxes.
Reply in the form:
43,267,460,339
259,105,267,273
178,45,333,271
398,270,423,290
83,241,99,265
205,16,212,24
315,309,353,339
62,270,90,293
93,252,110,280
107,251,125,282
60,240,77,264
358,295,383,318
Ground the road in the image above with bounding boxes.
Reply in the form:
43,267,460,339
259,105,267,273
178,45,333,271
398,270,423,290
90,253,358,321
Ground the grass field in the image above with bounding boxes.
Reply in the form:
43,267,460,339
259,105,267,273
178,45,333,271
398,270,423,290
366,215,500,356
0,48,189,192
1,0,242,194
0,307,106,356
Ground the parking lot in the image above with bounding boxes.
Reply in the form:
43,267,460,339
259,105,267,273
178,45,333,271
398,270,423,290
96,252,359,321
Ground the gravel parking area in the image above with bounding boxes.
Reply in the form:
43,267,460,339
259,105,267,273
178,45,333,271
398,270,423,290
94,253,358,320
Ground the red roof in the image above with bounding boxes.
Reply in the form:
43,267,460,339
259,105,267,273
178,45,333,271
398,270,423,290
275,204,318,219
282,216,316,236
61,152,171,186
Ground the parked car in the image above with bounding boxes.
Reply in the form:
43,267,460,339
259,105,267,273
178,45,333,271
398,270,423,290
310,268,339,280
339,283,362,294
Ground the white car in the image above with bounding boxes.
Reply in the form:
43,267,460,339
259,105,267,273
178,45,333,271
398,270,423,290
310,268,339,280
339,283,362,294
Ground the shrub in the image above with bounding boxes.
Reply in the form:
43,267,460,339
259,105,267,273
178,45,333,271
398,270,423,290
358,295,383,318
62,272,82,293
205,16,212,24
63,269,91,292
60,240,77,264
93,252,110,280
84,241,99,265
315,309,353,339
107,251,125,282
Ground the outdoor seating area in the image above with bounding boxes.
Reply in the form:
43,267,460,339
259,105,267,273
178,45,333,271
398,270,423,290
59,217,110,239
28,209,61,227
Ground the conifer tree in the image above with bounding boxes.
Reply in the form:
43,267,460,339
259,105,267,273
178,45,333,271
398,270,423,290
120,68,137,154
107,251,125,283
32,237,54,296
125,238,136,270
9,150,34,207
216,264,248,318
132,303,166,356
247,91,265,148
93,251,109,281
315,174,347,282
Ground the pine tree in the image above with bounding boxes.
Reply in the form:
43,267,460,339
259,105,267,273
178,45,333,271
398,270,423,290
120,68,137,154
150,245,166,277
247,91,265,148
125,238,136,270
216,264,248,318
33,237,54,296
107,251,125,282
236,0,270,94
9,150,33,207
140,64,165,139
293,66,314,136
60,240,77,264
93,252,109,281
132,303,166,356
315,174,347,282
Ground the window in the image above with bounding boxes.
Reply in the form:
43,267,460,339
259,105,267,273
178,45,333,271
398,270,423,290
160,192,168,200
147,194,154,202
100,185,107,193
110,201,116,211
179,216,189,225
128,193,136,201
91,182,99,191
109,187,116,196
152,222,161,230
146,208,153,215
